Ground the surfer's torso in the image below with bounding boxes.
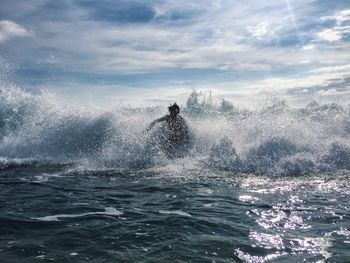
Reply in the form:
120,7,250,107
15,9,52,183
165,115,191,142
148,113,192,158
165,115,186,135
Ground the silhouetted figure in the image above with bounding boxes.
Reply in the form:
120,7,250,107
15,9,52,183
147,103,192,157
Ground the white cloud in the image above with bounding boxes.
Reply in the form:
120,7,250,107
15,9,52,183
0,2,348,106
317,28,342,42
316,88,338,96
216,63,350,99
302,44,315,50
2,0,350,108
316,9,350,42
6,0,322,74
247,22,275,40
321,9,350,26
36,54,58,65
36,16,325,75
0,20,32,43
297,89,309,93
310,64,350,74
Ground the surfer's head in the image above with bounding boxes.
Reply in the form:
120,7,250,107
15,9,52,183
168,103,180,116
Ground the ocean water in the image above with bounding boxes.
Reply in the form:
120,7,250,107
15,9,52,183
0,86,350,262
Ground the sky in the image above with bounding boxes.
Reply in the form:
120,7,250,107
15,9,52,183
0,0,350,107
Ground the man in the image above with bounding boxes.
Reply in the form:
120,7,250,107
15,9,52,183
147,103,191,157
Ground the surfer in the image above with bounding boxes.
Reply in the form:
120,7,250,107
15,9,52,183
147,103,192,156
147,103,186,133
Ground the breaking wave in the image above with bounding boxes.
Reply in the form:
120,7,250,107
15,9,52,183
0,86,350,176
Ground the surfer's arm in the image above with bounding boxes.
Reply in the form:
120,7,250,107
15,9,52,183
147,116,167,131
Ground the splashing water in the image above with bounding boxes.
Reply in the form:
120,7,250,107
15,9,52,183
1,85,350,263
0,85,349,176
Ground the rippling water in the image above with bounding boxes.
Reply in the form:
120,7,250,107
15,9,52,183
1,86,350,262
1,166,349,262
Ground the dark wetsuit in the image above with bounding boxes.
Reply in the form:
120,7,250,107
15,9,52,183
166,115,186,137
163,115,191,157
148,114,192,158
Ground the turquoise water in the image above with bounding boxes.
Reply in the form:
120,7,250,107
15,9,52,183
1,166,349,262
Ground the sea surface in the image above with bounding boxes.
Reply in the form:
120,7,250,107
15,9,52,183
0,87,350,262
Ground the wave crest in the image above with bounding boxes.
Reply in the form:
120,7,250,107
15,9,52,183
0,86,350,176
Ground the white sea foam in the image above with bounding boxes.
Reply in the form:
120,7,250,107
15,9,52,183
32,207,123,221
159,210,192,217
0,85,350,176
239,195,259,202
197,187,214,195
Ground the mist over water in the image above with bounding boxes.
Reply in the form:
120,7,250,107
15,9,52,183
1,85,349,176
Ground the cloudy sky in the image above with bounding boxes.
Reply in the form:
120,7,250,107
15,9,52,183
0,0,350,106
